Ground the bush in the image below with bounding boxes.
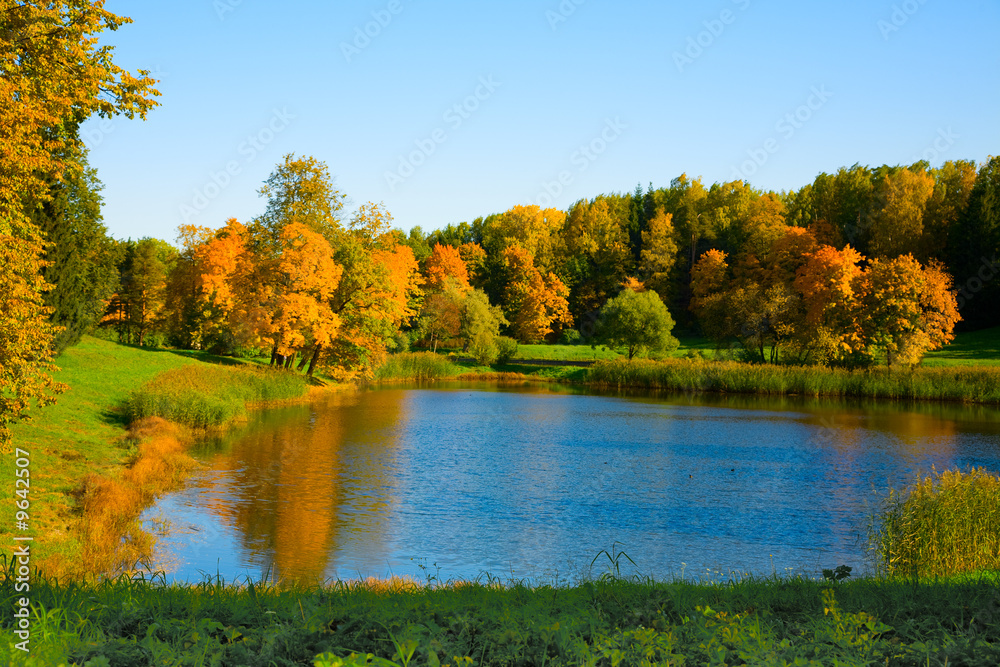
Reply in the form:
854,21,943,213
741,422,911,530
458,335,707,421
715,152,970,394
868,467,1000,578
470,336,498,365
559,328,582,345
122,364,308,428
373,352,461,381
495,336,519,364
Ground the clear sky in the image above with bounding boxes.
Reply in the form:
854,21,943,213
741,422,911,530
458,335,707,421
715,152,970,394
85,0,1000,244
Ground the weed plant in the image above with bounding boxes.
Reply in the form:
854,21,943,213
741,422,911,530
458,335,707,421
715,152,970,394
587,358,1000,404
373,352,463,381
868,467,1000,578
122,364,308,428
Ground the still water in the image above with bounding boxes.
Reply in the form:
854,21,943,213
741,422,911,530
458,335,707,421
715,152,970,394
143,384,1000,584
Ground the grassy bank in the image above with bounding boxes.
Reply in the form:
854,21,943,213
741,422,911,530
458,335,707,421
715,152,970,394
2,565,998,666
3,336,312,577
586,358,1000,404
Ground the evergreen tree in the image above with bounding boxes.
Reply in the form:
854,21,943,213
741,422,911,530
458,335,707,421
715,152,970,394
27,142,120,353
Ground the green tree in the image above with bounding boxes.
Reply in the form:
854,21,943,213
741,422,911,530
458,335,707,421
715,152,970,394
117,238,175,347
461,288,507,365
28,142,120,353
951,156,1000,328
596,288,679,360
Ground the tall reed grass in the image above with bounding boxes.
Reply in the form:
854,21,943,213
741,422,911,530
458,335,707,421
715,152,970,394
122,363,308,428
373,352,462,381
868,467,1000,578
587,358,1000,404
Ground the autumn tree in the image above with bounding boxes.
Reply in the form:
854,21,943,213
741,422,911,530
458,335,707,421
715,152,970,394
596,288,679,360
424,243,470,292
868,167,935,259
793,244,865,365
418,284,465,352
855,255,960,368
483,204,565,274
0,0,159,449
500,245,572,343
323,202,423,378
638,208,679,299
562,197,633,317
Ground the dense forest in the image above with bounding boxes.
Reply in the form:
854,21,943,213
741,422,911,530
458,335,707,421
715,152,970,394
31,147,1000,376
3,2,999,454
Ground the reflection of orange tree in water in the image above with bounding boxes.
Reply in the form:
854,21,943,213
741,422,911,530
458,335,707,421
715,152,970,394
199,390,407,583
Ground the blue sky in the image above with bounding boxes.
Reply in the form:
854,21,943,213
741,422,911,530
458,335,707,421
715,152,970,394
86,0,1000,244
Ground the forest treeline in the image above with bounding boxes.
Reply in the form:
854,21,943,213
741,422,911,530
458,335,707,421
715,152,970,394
38,148,1000,376
2,2,999,452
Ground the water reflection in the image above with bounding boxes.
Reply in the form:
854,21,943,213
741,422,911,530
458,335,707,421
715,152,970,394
144,384,1000,584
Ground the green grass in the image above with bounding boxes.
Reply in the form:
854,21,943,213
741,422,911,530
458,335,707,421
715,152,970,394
122,363,308,428
922,326,1000,367
513,343,623,362
3,338,204,567
586,357,1000,404
373,352,464,381
3,336,311,574
2,563,998,666
868,467,1000,578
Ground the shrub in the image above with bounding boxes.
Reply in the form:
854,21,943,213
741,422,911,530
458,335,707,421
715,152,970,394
494,336,519,364
560,328,582,345
868,467,1000,578
373,352,461,381
122,364,308,428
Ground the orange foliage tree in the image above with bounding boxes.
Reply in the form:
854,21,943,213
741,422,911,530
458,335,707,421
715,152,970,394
424,243,470,292
854,254,960,367
500,245,572,343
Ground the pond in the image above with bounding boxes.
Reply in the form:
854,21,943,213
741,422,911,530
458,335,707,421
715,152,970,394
142,384,1000,585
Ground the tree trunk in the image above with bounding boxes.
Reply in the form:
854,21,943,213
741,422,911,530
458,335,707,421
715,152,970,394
306,344,323,377
269,346,279,367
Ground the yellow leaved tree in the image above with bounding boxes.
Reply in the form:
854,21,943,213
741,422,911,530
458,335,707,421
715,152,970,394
0,1,159,450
